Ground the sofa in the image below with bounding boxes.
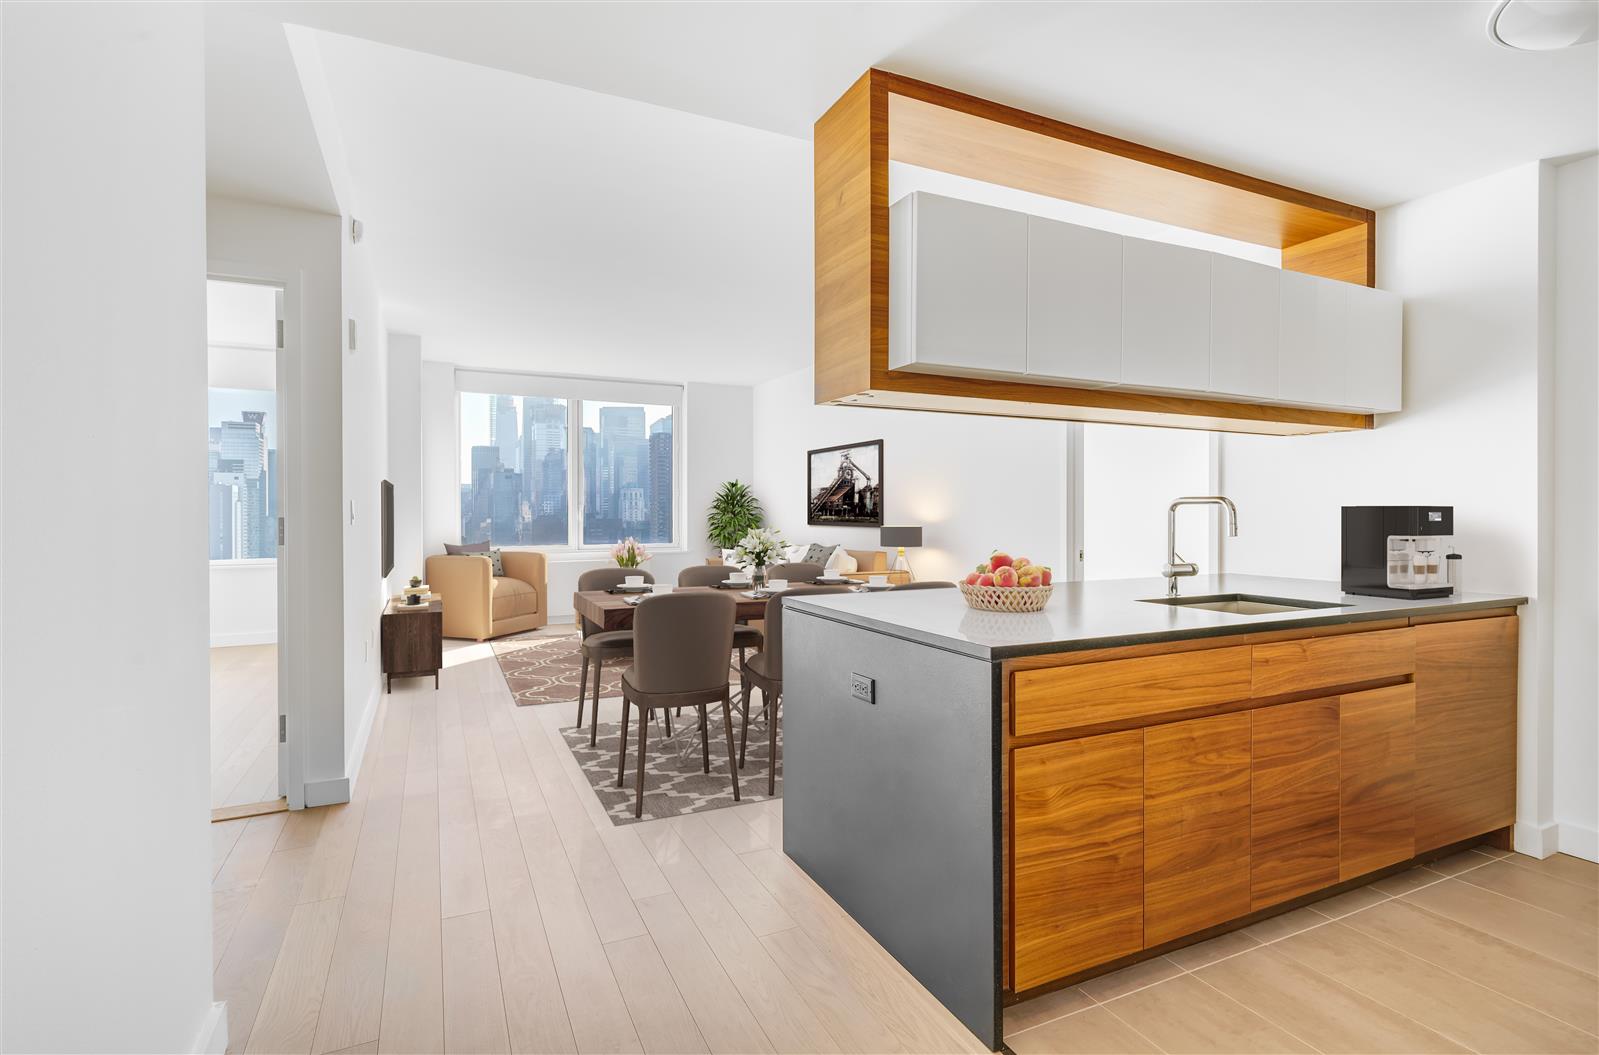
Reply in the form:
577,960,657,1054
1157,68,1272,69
425,550,548,641
710,547,895,581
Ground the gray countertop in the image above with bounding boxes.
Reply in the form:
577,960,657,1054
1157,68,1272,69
784,574,1527,661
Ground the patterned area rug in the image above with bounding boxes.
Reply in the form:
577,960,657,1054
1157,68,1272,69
491,629,616,707
562,715,781,825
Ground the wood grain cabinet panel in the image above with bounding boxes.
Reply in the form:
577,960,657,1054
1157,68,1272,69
1339,684,1416,880
1250,697,1340,909
1012,731,1144,989
1414,616,1518,852
1012,646,1251,737
1143,713,1253,945
1251,627,1414,699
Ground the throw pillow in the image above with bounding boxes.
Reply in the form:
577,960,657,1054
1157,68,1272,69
837,550,859,573
800,542,832,566
823,546,847,571
487,548,505,576
444,540,490,555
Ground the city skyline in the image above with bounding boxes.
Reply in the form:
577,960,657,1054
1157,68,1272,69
208,388,277,561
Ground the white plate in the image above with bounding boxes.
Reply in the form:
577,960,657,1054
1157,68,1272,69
862,583,895,591
722,579,752,587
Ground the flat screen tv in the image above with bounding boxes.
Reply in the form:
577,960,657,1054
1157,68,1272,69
380,479,394,577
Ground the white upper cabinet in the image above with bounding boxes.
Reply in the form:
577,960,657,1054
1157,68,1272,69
1209,255,1280,401
1345,284,1403,413
1121,237,1211,392
1279,269,1347,407
1026,217,1121,386
889,193,1027,377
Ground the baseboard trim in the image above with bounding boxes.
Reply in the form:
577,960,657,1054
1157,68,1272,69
343,681,382,801
1514,820,1560,858
192,1001,228,1054
304,776,350,808
1556,822,1599,863
210,630,277,648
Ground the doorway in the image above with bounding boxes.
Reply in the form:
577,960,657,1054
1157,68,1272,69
207,277,287,819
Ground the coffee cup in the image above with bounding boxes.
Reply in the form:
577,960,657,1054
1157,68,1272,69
767,578,789,592
869,574,888,587
624,575,644,588
728,569,750,583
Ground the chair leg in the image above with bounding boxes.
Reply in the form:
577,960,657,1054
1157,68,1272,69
590,655,604,747
616,695,631,788
662,706,673,736
719,689,740,802
738,680,751,769
576,653,589,729
698,705,710,774
635,704,650,819
769,690,780,797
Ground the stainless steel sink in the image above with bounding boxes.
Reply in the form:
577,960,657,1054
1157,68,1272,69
1140,593,1352,615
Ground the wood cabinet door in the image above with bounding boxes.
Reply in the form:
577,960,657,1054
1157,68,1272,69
1415,616,1518,852
1209,254,1280,401
1339,684,1416,880
1143,713,1252,946
1012,730,1143,990
1251,697,1340,910
1121,236,1211,391
1026,216,1122,386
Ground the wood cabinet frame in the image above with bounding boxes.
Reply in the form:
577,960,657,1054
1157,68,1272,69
815,69,1380,434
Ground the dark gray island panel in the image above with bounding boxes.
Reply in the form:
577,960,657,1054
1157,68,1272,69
783,606,1000,1051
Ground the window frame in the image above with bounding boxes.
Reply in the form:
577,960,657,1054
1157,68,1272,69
454,370,685,556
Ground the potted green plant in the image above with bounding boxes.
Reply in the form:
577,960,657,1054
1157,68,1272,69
708,480,763,554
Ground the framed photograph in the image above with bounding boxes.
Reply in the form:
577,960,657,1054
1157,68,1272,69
807,440,883,527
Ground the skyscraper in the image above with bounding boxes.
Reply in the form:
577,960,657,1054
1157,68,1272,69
490,394,519,472
648,416,672,542
218,410,268,557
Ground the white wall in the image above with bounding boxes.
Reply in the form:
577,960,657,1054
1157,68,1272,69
208,197,348,806
338,214,387,805
387,333,424,594
419,366,754,620
1082,424,1215,581
1217,161,1559,856
3,4,220,1050
1551,155,1598,860
750,366,1070,583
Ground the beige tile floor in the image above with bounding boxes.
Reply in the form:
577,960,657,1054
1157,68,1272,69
1005,846,1599,1054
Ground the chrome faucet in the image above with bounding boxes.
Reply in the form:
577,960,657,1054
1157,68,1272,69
1164,496,1239,597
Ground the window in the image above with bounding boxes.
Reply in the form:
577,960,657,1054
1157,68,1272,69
208,387,278,560
457,374,679,549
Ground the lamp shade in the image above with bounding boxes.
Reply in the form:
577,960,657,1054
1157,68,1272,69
880,525,922,548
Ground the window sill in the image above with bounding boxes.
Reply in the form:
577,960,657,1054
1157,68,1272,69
210,558,278,569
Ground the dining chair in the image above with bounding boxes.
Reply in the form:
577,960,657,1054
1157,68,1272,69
738,584,851,795
576,566,655,746
677,565,765,664
616,591,741,818
766,561,824,583
890,580,957,590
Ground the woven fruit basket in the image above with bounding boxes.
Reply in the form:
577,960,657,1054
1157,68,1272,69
959,582,1054,613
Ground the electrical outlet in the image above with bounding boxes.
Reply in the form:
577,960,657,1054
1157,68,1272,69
849,672,875,705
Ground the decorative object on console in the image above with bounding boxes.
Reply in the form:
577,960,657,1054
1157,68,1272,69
707,480,763,552
807,440,883,526
880,525,923,580
960,550,1053,612
611,537,651,568
732,527,788,588
409,574,422,588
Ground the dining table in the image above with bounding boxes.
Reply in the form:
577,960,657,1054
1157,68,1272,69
571,583,808,631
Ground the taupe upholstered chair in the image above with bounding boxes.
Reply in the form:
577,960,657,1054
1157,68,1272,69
891,580,957,590
616,591,740,818
576,566,655,746
738,584,850,795
766,561,824,583
677,565,764,662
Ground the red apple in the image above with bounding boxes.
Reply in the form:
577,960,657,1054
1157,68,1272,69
989,551,1014,570
977,573,995,587
1013,556,1031,571
1016,564,1043,587
1040,567,1053,586
993,565,1019,588
964,572,981,586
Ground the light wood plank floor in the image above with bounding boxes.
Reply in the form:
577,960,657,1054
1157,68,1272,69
212,644,279,811
213,632,987,1055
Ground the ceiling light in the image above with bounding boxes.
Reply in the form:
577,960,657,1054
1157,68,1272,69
1487,0,1599,50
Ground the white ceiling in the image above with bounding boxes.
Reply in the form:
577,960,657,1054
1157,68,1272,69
205,1,1597,382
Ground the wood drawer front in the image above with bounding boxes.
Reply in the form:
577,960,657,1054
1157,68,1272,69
1251,627,1414,698
1339,683,1416,880
1414,616,1518,852
1250,698,1341,910
1012,731,1144,990
1013,646,1252,737
1143,713,1252,946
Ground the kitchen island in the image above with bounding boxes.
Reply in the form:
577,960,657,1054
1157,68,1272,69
780,574,1526,1051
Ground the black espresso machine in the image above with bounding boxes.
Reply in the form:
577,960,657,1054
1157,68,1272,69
1341,505,1455,599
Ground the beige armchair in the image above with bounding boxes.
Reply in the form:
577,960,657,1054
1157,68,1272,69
426,550,548,641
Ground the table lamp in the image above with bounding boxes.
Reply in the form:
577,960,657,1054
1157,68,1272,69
880,526,923,580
